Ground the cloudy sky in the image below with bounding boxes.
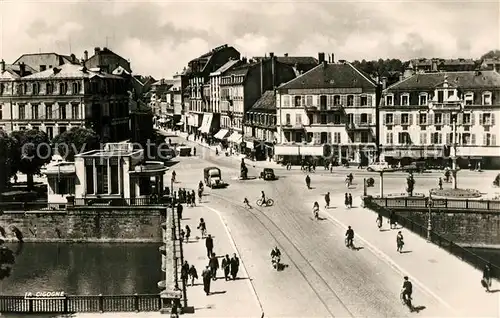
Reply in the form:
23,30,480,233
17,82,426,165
0,0,498,79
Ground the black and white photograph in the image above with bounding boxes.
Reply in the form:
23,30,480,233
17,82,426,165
0,0,499,317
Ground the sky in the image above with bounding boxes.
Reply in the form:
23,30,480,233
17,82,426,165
0,0,499,79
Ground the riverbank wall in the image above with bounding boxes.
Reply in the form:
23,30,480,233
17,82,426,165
0,206,167,243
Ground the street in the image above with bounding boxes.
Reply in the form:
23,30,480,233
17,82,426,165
165,134,500,317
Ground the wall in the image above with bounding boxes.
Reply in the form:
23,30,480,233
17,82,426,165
0,206,166,243
397,209,500,247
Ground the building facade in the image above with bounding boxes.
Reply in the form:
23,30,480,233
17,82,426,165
0,62,129,141
275,54,379,165
379,70,500,168
186,44,240,135
219,54,297,153
84,47,132,74
243,90,277,160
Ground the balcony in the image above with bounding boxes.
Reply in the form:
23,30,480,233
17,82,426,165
282,123,305,130
345,122,373,130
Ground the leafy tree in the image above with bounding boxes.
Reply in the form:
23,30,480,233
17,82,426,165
481,50,500,60
10,129,51,190
0,130,19,188
51,127,100,162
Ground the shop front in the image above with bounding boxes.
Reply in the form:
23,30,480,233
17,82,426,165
381,146,445,168
187,114,201,134
227,131,243,153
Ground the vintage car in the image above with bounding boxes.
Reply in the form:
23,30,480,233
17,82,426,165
176,144,192,157
204,167,226,188
259,168,276,180
366,162,390,172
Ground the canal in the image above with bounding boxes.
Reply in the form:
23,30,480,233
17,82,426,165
0,242,162,295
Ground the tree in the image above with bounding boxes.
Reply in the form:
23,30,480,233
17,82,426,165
51,127,100,162
10,129,51,190
480,50,500,60
0,131,19,189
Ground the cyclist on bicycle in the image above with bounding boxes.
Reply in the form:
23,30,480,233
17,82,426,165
401,276,413,311
261,191,267,206
313,201,320,219
198,181,204,191
243,197,251,209
270,246,281,269
345,226,354,248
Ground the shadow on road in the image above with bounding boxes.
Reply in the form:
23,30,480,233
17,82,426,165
412,305,426,313
210,290,227,295
401,250,413,254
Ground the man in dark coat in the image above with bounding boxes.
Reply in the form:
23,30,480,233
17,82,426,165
205,234,214,258
201,266,211,295
180,261,189,286
221,254,231,281
230,253,240,280
177,203,183,220
208,253,219,281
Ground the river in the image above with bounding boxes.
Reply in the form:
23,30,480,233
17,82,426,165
0,242,162,295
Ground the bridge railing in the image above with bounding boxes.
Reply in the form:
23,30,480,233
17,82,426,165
0,294,161,313
371,197,500,211
365,197,500,279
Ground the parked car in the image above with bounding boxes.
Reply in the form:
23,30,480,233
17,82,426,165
203,167,226,188
259,168,277,181
176,144,191,156
367,162,390,172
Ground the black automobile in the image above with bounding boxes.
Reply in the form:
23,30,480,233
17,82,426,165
260,168,276,181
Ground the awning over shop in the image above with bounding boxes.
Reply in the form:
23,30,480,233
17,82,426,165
214,129,230,140
245,141,254,149
299,146,324,156
187,114,198,127
176,122,184,126
274,145,300,156
228,132,242,143
198,113,214,133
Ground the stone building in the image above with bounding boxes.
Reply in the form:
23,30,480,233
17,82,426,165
379,70,500,168
220,53,297,153
84,47,132,74
0,61,129,141
13,52,78,72
275,54,379,165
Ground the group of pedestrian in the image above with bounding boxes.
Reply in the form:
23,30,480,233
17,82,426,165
178,188,196,205
201,253,240,296
375,213,406,253
181,260,199,287
185,190,197,207
344,193,353,208
180,225,191,243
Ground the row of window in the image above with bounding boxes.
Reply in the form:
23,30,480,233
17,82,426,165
246,113,277,126
383,112,495,126
85,159,120,195
6,104,81,120
283,131,372,144
0,80,126,96
385,91,493,106
282,113,374,126
282,94,373,108
386,132,497,146
5,125,70,139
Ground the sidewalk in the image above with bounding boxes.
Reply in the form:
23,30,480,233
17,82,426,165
177,202,262,317
311,194,500,317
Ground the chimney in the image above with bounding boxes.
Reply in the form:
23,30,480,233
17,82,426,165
431,59,438,72
70,54,76,63
260,59,264,95
284,53,288,57
381,77,387,89
318,52,325,64
271,53,276,89
269,52,274,58
0,59,4,72
84,50,88,60
94,47,101,55
19,62,26,77
331,53,335,63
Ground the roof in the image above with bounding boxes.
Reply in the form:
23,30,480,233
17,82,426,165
13,52,74,65
249,91,276,111
1,63,38,79
385,71,500,91
411,58,476,66
152,79,175,86
253,56,318,65
224,62,259,77
112,66,131,76
278,62,377,91
211,59,241,76
22,63,124,80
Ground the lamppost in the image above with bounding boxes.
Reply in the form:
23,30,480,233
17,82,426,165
427,189,432,243
450,103,464,189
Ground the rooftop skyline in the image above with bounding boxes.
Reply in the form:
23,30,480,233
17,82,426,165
0,0,498,79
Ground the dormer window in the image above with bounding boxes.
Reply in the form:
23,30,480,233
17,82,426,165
464,92,474,105
419,93,428,105
401,94,409,106
483,92,492,105
385,94,394,106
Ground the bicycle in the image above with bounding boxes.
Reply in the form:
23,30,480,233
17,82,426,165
256,198,274,207
345,237,354,249
400,291,413,312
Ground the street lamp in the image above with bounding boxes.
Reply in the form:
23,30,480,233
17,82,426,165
450,103,464,190
427,190,432,243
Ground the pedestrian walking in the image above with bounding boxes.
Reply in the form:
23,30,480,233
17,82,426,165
438,177,443,190
177,203,183,220
287,162,291,170
324,192,330,209
197,218,207,238
202,266,211,295
344,193,349,209
376,213,383,230
230,253,240,280
209,253,219,281
389,211,397,229
205,234,214,258
186,192,192,206
482,264,492,292
222,254,231,281
185,225,191,243
305,175,311,189
348,193,353,208
396,231,404,253
193,147,197,156
180,229,185,242
180,261,189,286
188,265,198,286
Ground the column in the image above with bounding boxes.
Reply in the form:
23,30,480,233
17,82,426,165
379,172,384,198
